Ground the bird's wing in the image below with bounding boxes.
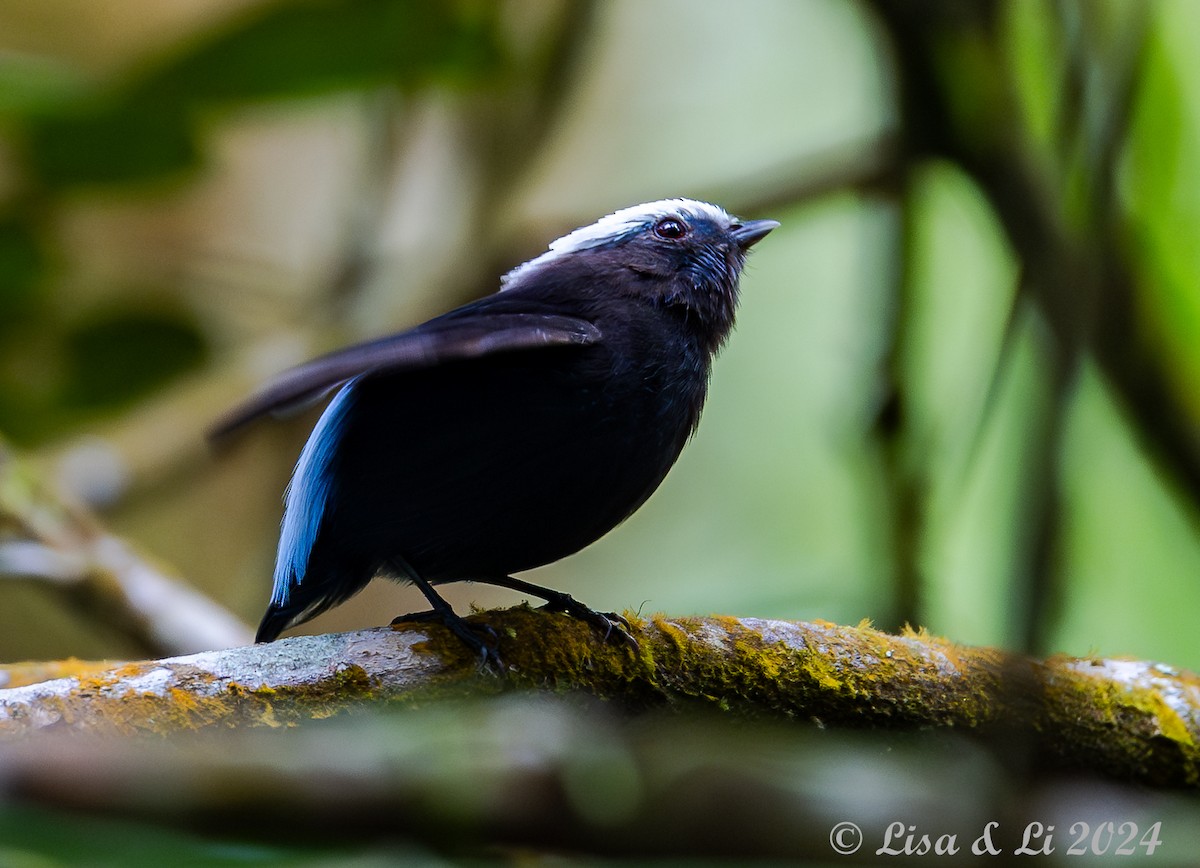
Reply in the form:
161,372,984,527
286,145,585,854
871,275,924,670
209,312,601,444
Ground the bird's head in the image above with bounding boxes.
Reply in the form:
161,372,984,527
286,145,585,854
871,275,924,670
502,199,778,351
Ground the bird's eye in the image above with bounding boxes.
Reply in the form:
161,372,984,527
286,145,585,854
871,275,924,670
653,218,688,240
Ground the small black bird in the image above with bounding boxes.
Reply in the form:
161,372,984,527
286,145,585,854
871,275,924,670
212,199,777,654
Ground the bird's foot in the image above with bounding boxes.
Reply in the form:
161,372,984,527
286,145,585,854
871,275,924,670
537,592,638,651
467,575,639,652
391,609,501,670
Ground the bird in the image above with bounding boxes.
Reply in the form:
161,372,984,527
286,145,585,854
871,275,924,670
211,198,778,658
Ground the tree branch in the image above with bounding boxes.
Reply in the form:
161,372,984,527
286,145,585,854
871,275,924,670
1,607,1196,788
0,436,253,656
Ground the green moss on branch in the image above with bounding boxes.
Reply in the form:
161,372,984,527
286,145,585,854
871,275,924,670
1,607,1197,787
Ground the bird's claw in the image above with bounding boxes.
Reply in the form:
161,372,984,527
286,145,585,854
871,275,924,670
391,609,502,669
538,594,638,651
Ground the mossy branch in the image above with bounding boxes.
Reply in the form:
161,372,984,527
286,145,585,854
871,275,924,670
1,607,1197,788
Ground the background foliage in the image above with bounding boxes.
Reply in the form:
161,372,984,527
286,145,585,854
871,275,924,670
5,0,1200,861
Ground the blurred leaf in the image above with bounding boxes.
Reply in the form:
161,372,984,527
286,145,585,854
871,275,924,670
1056,365,1200,671
0,390,54,445
138,0,498,103
0,52,87,117
901,162,1021,649
932,28,1009,155
28,97,198,187
61,306,207,410
1003,0,1062,158
1122,3,1200,420
22,0,501,187
0,216,44,328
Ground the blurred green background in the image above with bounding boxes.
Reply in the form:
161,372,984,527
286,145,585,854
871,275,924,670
2,0,1199,676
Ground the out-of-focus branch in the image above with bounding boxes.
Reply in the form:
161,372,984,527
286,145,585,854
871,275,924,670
725,132,903,219
1,607,1197,788
868,0,1192,494
7,690,1200,862
0,436,253,656
865,0,1184,655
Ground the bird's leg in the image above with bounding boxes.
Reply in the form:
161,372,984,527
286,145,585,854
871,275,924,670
470,575,638,650
389,560,500,668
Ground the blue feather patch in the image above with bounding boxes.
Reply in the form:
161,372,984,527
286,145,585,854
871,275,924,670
270,380,358,608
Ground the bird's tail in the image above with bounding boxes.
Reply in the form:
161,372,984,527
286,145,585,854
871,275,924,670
255,565,373,642
255,605,299,643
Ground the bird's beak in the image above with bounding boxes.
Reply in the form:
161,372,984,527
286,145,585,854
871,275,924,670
731,219,780,249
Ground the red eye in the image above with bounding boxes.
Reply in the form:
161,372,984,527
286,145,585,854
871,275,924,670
653,218,687,240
